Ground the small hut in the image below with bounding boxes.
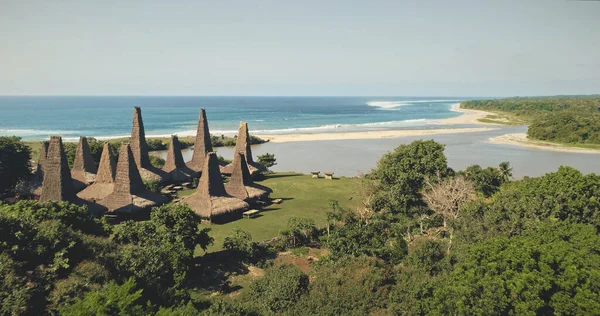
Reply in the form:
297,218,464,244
78,142,116,201
186,108,213,173
182,152,249,223
225,152,272,202
71,136,98,191
221,122,266,176
97,143,166,213
130,106,167,183
163,135,198,182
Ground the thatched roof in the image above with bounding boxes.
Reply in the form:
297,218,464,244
183,152,248,219
97,143,166,213
225,152,271,201
71,136,97,190
40,136,77,202
77,142,115,201
163,135,198,182
221,122,266,176
187,108,213,173
130,106,168,182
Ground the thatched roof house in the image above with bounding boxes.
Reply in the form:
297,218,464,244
97,143,166,213
163,135,198,182
78,142,115,201
38,136,104,213
221,122,266,176
186,108,213,173
71,136,97,191
182,152,249,222
225,152,272,201
130,106,167,183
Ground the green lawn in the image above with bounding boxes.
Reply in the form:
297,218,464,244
185,172,359,254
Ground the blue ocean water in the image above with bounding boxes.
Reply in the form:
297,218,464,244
0,96,479,141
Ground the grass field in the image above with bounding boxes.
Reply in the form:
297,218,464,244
180,172,359,254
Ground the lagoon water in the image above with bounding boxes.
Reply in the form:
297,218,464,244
158,125,600,179
0,96,472,141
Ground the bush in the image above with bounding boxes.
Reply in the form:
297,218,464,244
0,136,31,195
247,264,309,313
149,155,165,169
58,278,146,316
143,180,162,193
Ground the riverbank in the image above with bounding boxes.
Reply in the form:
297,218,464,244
489,133,600,154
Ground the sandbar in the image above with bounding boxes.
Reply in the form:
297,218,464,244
489,133,600,154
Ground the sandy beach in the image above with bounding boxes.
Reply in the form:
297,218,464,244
259,127,497,143
489,133,600,154
258,103,500,143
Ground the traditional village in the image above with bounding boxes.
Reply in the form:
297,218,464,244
21,107,282,224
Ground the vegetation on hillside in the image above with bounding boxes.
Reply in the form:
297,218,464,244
2,137,600,314
462,95,600,146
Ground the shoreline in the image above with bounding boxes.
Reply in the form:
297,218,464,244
257,103,500,143
258,127,497,143
489,133,600,154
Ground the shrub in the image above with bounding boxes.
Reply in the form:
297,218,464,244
0,136,31,195
247,264,309,313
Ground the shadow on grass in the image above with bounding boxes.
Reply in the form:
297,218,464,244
260,207,280,213
260,173,303,180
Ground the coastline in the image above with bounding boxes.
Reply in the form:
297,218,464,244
257,103,500,143
488,133,600,155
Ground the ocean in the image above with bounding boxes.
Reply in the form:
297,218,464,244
0,96,476,141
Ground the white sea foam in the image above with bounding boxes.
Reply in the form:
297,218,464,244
367,99,462,109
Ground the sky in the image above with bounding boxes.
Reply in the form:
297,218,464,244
0,0,599,97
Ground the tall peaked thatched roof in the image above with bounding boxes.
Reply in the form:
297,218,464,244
71,136,97,189
129,106,168,182
183,152,248,220
225,152,272,201
187,108,213,173
95,143,115,184
39,136,77,202
163,135,197,182
97,143,166,213
221,122,266,176
77,142,115,201
130,106,151,169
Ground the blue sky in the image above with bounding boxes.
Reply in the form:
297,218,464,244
1,0,599,96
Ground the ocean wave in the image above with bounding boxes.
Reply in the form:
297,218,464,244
367,99,462,109
2,119,435,141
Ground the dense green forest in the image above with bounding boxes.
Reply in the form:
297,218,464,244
462,95,600,145
2,137,600,314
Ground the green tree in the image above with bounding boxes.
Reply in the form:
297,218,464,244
371,140,452,214
0,136,31,195
434,221,600,315
111,204,213,304
59,278,146,316
257,153,277,169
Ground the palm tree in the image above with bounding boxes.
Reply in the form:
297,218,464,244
498,161,513,182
